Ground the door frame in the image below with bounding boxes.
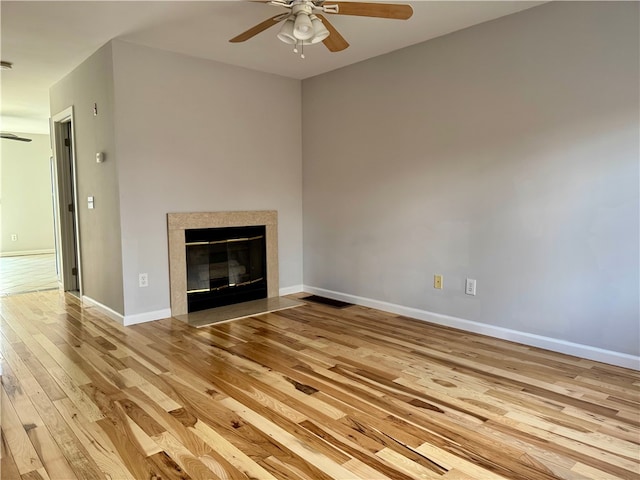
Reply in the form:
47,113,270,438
51,106,83,296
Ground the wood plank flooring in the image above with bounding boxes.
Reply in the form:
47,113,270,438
1,290,639,480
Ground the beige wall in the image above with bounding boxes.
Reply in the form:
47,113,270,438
302,2,639,356
0,133,55,255
50,43,125,314
111,40,303,317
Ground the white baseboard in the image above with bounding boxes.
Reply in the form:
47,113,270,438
280,284,304,296
0,249,55,257
303,285,640,371
82,295,125,324
82,295,171,326
123,309,172,326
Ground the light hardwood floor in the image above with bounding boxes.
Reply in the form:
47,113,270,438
0,254,58,296
1,290,639,479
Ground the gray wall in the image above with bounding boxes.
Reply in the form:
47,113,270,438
0,133,55,255
50,43,125,314
111,41,303,316
302,2,639,355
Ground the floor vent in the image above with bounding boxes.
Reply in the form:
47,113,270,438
302,295,353,309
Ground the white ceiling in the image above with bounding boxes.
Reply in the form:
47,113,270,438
0,1,544,134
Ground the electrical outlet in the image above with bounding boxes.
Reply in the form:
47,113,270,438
139,273,148,288
10,234,17,242
465,278,477,296
434,274,443,289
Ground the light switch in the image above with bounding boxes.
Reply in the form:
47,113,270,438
88,196,95,209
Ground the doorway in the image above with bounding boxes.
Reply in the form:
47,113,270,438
0,133,58,295
52,107,82,297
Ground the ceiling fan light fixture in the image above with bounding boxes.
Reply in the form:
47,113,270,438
277,17,297,44
308,14,329,44
232,1,412,53
293,13,314,40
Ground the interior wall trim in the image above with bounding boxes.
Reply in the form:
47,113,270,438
124,308,173,326
279,285,304,296
302,285,640,370
82,295,125,324
83,294,172,326
0,249,55,257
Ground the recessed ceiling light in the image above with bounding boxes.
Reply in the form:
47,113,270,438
1,61,13,70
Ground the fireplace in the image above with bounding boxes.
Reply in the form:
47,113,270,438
167,211,279,317
185,225,267,312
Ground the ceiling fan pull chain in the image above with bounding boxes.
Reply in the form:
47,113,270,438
292,40,305,59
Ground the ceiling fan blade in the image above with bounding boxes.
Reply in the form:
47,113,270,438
331,2,413,20
317,14,349,52
229,14,286,43
1,133,32,142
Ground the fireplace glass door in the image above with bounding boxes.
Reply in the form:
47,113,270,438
185,225,266,312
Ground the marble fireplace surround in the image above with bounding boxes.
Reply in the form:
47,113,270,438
167,211,279,317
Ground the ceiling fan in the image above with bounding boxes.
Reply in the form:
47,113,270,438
230,1,413,55
1,133,32,142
